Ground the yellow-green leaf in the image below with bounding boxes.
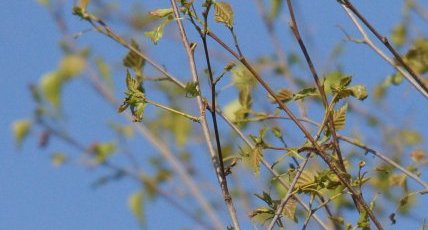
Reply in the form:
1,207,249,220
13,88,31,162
40,71,63,107
123,40,145,70
78,0,90,10
149,8,174,18
250,145,263,175
51,152,68,167
92,142,117,164
58,55,86,78
282,197,297,221
270,88,293,103
332,103,348,131
214,2,234,28
391,23,407,47
144,19,171,45
348,85,368,100
232,65,257,91
128,191,144,225
12,119,32,147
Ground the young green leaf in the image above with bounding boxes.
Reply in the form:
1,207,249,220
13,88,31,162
39,71,63,107
250,145,263,175
144,19,171,45
294,87,318,101
332,103,348,131
123,40,145,71
12,119,32,147
214,2,234,28
128,191,145,225
149,8,174,18
58,55,86,79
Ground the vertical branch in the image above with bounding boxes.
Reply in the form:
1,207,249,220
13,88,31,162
168,1,241,229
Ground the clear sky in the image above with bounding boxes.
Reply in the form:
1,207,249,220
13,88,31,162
1,1,428,230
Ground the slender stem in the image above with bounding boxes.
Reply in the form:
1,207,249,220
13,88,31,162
169,1,240,229
338,134,428,191
146,99,200,122
267,154,311,230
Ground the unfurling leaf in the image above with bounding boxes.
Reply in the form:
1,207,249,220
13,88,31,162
332,103,348,131
348,85,368,100
12,119,32,147
214,2,234,28
294,87,318,101
270,88,293,103
250,145,263,175
123,40,145,71
128,191,145,225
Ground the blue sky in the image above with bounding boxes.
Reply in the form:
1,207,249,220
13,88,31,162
1,0,428,229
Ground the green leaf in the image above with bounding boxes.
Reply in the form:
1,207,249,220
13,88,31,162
51,152,68,167
92,142,117,164
332,103,348,131
58,55,86,79
78,0,90,10
270,88,293,103
391,23,407,47
348,85,368,100
232,65,257,91
282,197,297,222
126,70,139,91
403,38,428,74
214,2,234,28
294,87,318,101
184,81,200,98
40,71,63,107
128,191,145,225
123,40,145,71
250,145,263,175
12,119,32,147
269,0,283,22
149,8,174,18
144,19,171,45
323,71,346,95
400,130,422,145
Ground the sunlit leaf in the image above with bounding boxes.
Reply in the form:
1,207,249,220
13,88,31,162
400,130,422,145
391,23,407,47
144,19,171,45
403,38,428,74
12,119,32,147
40,71,63,107
332,103,348,131
92,141,117,164
232,65,257,91
58,55,86,78
184,81,199,98
78,0,90,10
348,85,368,100
250,145,263,175
282,197,297,222
270,88,293,103
294,87,318,101
214,2,234,28
149,8,174,18
128,191,145,225
123,40,145,71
